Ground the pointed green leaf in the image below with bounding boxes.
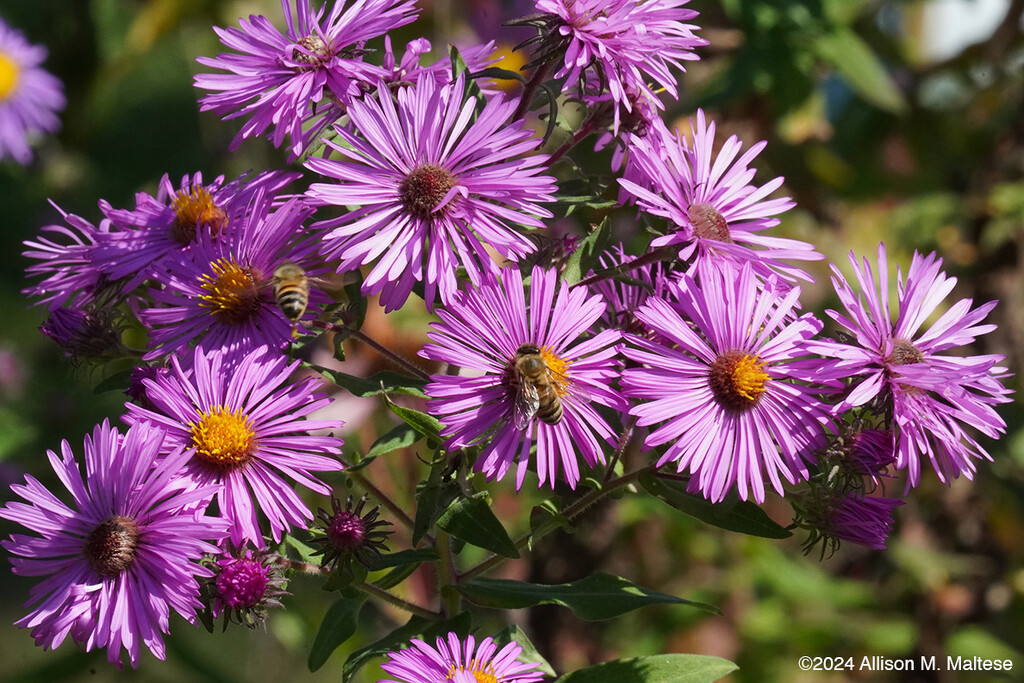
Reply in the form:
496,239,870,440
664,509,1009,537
457,573,718,621
413,456,461,545
383,393,442,440
554,654,738,683
374,549,440,590
812,27,907,114
495,624,558,678
308,596,365,671
563,217,613,284
639,471,791,539
342,613,473,683
437,494,520,558
366,422,422,459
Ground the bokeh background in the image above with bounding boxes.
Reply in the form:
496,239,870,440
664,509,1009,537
1,0,1022,681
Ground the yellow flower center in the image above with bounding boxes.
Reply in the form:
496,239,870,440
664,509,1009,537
189,405,257,471
709,351,770,412
0,51,19,101
198,258,262,325
539,346,570,397
448,661,500,683
172,186,229,244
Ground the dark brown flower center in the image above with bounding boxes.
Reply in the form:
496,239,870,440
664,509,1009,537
399,164,457,220
709,351,770,412
689,203,731,242
84,514,140,577
886,338,925,366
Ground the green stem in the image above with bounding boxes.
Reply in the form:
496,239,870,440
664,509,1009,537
436,531,461,617
603,414,638,485
356,581,442,620
458,466,652,582
571,245,678,290
547,115,604,166
512,63,551,122
311,320,431,381
345,468,418,534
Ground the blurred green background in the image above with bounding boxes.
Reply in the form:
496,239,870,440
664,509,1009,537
1,0,1022,681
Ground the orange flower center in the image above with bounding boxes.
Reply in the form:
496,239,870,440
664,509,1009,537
198,258,262,325
447,661,500,683
172,186,229,244
709,351,770,412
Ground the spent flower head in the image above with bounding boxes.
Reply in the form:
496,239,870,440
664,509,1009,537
305,74,556,312
0,420,227,668
808,245,1013,488
619,110,819,283
194,0,419,156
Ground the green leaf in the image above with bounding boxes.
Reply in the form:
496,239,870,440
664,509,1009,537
366,422,422,459
554,654,739,683
639,471,791,539
563,217,613,285
308,596,365,672
528,501,573,552
495,624,558,678
436,494,520,558
342,613,472,683
284,534,321,565
310,366,428,399
457,573,719,621
413,455,461,545
383,393,442,441
812,27,907,114
373,548,440,590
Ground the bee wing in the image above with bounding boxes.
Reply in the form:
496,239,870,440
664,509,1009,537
512,380,541,431
547,365,592,407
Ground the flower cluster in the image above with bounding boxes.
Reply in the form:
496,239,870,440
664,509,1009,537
5,0,1015,675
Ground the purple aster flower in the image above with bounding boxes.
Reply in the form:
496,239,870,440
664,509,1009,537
421,265,626,489
305,74,557,312
808,244,1012,488
22,202,114,309
95,170,299,288
380,632,545,683
137,194,326,359
521,0,705,131
622,262,839,503
194,0,419,157
123,344,345,547
39,305,123,362
0,18,64,164
797,492,903,555
619,109,820,282
0,420,227,668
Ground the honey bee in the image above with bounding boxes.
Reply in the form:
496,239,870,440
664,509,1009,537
510,343,590,430
272,262,310,337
